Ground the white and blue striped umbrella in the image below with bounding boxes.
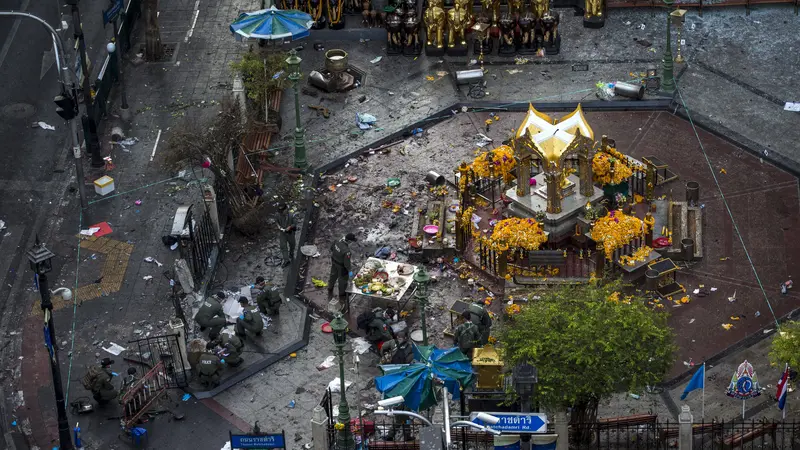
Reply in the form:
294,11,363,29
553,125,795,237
230,6,314,41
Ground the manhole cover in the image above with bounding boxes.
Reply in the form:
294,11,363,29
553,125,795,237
2,103,36,119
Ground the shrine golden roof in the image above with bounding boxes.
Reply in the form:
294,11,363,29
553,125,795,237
515,104,594,163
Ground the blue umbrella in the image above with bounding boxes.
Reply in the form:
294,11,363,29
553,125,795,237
375,344,475,412
230,6,314,41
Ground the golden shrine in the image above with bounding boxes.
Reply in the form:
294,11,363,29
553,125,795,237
472,345,504,389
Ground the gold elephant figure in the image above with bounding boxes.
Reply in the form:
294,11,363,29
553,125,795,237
447,5,468,47
424,0,446,48
455,0,474,25
531,0,548,19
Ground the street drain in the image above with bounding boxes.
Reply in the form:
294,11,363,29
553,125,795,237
2,103,36,119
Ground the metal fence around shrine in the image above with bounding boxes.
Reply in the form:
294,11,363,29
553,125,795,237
325,417,800,450
129,333,189,388
178,206,218,284
475,239,601,281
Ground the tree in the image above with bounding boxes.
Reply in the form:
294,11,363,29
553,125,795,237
770,320,800,370
497,280,675,444
144,0,163,61
229,51,288,120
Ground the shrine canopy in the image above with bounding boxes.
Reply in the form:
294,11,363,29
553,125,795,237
515,104,595,163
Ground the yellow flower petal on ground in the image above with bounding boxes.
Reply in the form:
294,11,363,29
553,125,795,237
722,323,733,330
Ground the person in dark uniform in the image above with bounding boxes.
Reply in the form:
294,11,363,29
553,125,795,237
275,203,297,267
235,297,264,339
198,344,224,388
453,311,481,357
256,283,283,316
328,233,357,301
209,331,244,367
467,298,493,345
82,357,118,405
194,292,229,335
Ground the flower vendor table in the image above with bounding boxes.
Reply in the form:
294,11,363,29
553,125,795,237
346,257,419,303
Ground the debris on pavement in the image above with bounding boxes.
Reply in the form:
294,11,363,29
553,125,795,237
80,227,101,236
312,278,328,288
182,393,192,401
370,56,382,64
351,337,372,355
722,323,733,330
144,256,163,267
728,291,737,302
327,378,353,393
301,245,320,257
102,342,126,355
32,121,55,130
784,102,800,112
356,112,377,129
317,355,336,370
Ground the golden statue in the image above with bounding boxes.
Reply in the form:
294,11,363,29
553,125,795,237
448,5,469,47
424,0,447,48
531,0,548,19
489,0,501,25
508,0,524,17
455,0,474,27
585,0,603,18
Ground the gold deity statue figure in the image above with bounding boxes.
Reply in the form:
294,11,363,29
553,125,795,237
585,0,603,18
447,5,469,47
531,0,549,20
424,0,447,48
455,0,474,26
508,0,524,17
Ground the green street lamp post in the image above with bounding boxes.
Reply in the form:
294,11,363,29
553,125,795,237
661,0,676,94
285,50,308,171
413,268,432,345
330,313,355,450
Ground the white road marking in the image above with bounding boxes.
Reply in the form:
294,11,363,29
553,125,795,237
0,0,32,72
185,1,200,42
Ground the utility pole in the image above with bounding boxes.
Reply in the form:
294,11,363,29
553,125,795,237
0,11,88,209
66,0,105,168
105,0,129,117
27,239,74,450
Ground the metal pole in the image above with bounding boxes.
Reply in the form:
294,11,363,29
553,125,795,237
39,273,75,450
68,0,105,168
111,16,128,109
661,0,676,93
0,11,88,209
292,78,308,170
336,344,354,450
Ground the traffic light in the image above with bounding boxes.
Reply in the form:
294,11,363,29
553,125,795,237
54,93,77,121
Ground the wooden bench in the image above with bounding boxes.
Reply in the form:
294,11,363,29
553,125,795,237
658,422,722,442
720,423,777,449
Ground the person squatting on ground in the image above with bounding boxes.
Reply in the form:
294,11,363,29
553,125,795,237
82,357,118,405
194,292,229,335
235,297,264,339
198,342,225,388
328,233,357,301
254,276,283,316
209,331,244,367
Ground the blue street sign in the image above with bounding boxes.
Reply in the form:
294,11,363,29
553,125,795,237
230,433,285,449
471,412,548,434
103,0,124,25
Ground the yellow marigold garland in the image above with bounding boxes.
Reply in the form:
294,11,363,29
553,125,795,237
488,218,547,251
471,145,516,180
592,147,634,185
591,210,645,260
618,245,654,266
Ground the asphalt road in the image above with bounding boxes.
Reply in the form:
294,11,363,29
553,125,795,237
0,0,113,442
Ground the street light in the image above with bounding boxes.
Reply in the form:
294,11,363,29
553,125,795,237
413,267,431,345
27,237,74,450
660,0,676,94
285,49,308,171
330,313,355,450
